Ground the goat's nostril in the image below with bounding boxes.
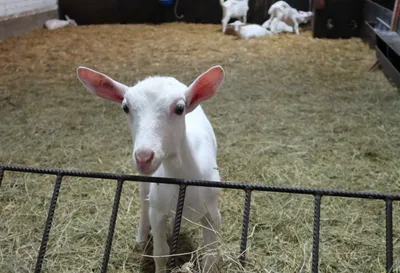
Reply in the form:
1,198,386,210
145,152,154,163
135,150,154,165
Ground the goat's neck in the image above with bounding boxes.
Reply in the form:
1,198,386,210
162,134,199,179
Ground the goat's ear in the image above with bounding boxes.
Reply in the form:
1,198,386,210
185,66,224,113
76,66,127,103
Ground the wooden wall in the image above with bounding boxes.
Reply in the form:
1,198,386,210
58,0,310,26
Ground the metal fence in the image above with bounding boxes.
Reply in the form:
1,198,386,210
0,164,399,273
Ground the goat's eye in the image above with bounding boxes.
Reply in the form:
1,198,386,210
174,104,185,115
122,105,129,114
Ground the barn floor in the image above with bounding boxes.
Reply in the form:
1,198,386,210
0,22,400,273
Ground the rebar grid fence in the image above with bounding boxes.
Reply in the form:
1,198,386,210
0,164,399,273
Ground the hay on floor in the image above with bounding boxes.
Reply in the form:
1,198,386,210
0,23,399,273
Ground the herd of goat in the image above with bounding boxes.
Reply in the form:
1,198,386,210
45,0,313,40
221,0,313,39
39,2,314,273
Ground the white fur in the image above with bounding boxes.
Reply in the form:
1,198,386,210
220,0,249,33
263,18,293,34
76,66,224,273
45,15,77,30
261,1,312,35
229,20,272,39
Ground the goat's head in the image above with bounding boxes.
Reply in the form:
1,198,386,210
76,66,224,175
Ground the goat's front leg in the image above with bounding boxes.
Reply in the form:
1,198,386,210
150,207,169,273
135,182,151,246
242,14,247,24
291,15,300,35
222,14,230,33
270,15,282,34
293,20,300,35
201,204,222,273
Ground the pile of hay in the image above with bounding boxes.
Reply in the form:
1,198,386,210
0,23,399,272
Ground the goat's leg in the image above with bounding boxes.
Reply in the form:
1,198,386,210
136,182,151,246
201,205,222,273
222,14,230,33
270,13,283,34
150,207,169,273
292,15,300,35
243,14,247,24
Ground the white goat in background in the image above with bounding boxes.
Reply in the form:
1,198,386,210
45,15,77,30
220,0,249,33
76,65,225,273
262,1,313,35
265,18,294,34
229,20,272,39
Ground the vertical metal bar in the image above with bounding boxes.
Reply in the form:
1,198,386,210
239,188,252,267
100,179,124,273
391,0,400,31
385,198,393,273
167,185,187,271
0,167,4,187
34,174,63,273
311,194,322,273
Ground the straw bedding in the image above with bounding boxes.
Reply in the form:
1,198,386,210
0,22,399,272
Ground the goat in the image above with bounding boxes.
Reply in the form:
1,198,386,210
262,1,311,35
230,20,273,39
45,15,77,30
263,18,294,34
220,0,249,33
76,65,225,273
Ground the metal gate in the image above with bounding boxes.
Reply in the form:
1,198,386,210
0,164,398,273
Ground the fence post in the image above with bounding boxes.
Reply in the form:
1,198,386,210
311,194,322,273
239,188,252,267
0,167,4,187
167,184,187,271
385,198,393,273
34,174,63,273
100,179,124,273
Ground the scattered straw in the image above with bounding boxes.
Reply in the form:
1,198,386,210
0,22,399,273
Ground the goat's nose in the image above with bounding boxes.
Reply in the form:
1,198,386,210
135,149,154,165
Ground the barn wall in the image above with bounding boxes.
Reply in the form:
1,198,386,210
58,0,310,26
1,0,57,18
0,0,58,40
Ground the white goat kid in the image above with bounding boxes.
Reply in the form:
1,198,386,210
45,15,77,30
264,18,293,34
263,1,301,35
220,0,249,33
76,66,224,273
230,20,272,39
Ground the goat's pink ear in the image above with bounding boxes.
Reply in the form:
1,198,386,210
76,66,127,103
185,65,225,113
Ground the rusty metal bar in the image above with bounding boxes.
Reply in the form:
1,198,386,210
34,174,63,273
311,194,322,273
385,198,393,273
239,188,252,267
167,185,187,271
100,179,124,273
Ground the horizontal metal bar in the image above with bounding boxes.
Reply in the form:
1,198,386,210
2,164,400,200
